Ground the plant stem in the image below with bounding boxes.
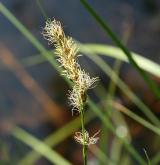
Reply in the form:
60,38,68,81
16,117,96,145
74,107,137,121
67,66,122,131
80,106,88,165
80,0,160,99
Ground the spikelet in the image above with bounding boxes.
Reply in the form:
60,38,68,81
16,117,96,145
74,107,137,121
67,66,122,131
68,70,99,113
74,130,100,146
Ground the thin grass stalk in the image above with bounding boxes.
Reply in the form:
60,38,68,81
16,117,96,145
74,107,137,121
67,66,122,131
80,106,88,165
80,0,160,99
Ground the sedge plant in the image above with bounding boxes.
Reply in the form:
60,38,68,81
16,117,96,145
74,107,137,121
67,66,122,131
42,19,99,165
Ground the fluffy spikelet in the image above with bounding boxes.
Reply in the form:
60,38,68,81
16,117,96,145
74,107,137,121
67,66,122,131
68,71,99,113
68,86,82,114
77,70,99,92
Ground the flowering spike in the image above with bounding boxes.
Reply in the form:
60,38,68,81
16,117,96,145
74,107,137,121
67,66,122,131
43,19,99,161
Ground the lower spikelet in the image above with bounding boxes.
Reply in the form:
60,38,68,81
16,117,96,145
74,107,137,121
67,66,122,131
74,130,100,146
68,86,82,114
68,70,99,113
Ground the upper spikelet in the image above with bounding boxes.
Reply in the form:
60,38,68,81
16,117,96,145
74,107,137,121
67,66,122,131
43,19,65,44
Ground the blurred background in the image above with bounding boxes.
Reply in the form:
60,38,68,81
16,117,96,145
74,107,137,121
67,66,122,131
0,0,160,164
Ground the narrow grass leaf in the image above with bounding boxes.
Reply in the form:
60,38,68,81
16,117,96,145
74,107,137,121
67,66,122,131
11,126,72,165
113,102,160,136
79,44,160,78
80,0,160,98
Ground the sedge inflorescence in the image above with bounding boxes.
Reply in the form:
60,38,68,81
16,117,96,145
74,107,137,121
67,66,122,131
43,19,99,146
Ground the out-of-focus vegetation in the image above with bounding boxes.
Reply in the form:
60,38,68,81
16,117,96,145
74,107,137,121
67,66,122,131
0,0,160,164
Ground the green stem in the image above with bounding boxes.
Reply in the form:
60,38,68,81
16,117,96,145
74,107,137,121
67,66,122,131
80,106,88,165
80,0,160,99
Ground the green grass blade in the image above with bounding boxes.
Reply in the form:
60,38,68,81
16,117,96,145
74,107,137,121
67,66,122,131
11,126,72,165
113,102,160,136
80,0,160,98
80,44,160,78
